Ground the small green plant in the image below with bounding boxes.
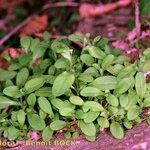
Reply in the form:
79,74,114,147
0,32,150,141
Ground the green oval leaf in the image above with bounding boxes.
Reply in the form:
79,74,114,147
79,120,96,136
40,59,51,71
115,77,132,94
83,67,99,77
107,64,124,76
51,98,65,109
106,94,118,107
50,120,67,131
85,46,106,59
8,63,21,71
32,41,48,59
80,54,94,66
24,77,45,94
48,65,56,75
69,96,84,105
82,101,104,112
75,109,88,119
0,69,17,81
59,107,75,116
142,60,150,72
119,94,129,108
5,80,14,87
90,76,117,91
43,75,55,85
125,90,139,110
85,135,96,142
28,114,45,131
30,38,40,52
64,131,71,139
51,41,69,53
72,131,79,139
16,67,29,87
52,71,75,97
3,86,22,98
143,97,150,107
143,48,150,57
110,121,124,139
123,120,132,129
7,126,20,140
80,87,103,97
68,34,83,42
35,87,52,97
39,109,47,120
127,106,140,120
101,54,114,69
113,55,129,64
54,57,69,69
42,126,53,141
108,106,118,116
17,110,25,126
18,53,30,66
27,93,36,106
20,36,31,50
38,97,54,118
84,111,100,123
117,65,136,80
135,72,146,98
78,74,93,83
0,96,21,109
97,117,109,128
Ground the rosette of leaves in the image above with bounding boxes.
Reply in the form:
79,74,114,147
0,32,150,141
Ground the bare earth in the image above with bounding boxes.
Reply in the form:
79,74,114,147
2,121,150,150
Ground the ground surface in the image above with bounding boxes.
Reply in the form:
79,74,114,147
0,1,150,150
1,121,150,150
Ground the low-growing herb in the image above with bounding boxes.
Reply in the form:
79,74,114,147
0,32,149,142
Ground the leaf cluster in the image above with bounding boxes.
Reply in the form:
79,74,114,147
0,32,150,141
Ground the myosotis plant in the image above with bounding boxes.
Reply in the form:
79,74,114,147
0,32,150,141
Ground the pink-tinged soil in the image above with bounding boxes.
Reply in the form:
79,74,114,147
2,121,150,150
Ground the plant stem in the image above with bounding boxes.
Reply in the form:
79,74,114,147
134,0,141,37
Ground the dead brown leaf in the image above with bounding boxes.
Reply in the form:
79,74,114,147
79,0,132,18
0,0,31,11
0,57,9,69
19,15,48,37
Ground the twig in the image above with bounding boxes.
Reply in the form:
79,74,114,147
134,0,141,36
42,2,79,10
125,0,141,42
0,2,80,47
0,15,35,46
79,0,132,18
